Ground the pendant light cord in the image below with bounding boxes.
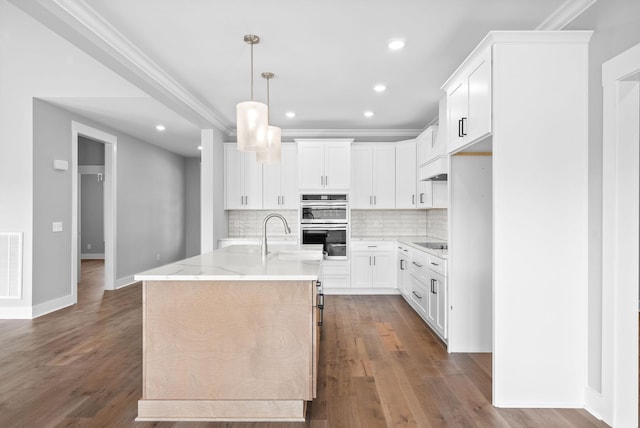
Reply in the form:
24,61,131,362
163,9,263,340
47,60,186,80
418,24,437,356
250,43,254,101
266,78,270,122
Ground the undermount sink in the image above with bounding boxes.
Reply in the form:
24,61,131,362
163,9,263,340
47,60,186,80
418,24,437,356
413,242,448,250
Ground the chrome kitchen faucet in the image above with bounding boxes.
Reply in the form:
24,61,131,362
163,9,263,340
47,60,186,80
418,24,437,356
261,213,291,257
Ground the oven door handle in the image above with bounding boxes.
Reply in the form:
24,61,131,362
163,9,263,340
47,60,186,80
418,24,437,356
301,224,347,230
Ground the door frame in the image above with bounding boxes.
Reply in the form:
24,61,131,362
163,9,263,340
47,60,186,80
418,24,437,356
592,41,640,426
71,121,117,292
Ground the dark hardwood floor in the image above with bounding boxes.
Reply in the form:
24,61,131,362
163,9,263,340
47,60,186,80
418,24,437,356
0,260,609,427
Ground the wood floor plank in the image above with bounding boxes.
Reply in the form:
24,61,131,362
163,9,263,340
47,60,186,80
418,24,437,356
0,262,613,427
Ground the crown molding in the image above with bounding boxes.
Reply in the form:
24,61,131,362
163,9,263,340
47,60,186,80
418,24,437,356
228,128,423,139
41,0,230,132
536,0,600,30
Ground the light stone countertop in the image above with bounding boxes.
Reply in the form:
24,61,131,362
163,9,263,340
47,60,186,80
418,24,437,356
352,236,448,259
135,244,323,281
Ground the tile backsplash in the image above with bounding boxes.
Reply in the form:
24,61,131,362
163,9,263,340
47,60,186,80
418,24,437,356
228,210,298,238
228,208,448,241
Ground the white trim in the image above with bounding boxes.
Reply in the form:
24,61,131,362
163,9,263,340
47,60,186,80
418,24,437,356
72,122,117,294
597,41,640,427
324,288,400,295
535,0,600,30
81,253,104,259
0,306,32,319
114,275,137,289
43,0,228,131
256,128,423,139
32,293,75,318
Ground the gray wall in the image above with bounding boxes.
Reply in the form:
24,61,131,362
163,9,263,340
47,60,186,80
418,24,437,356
33,99,188,304
566,0,640,392
78,136,105,165
185,157,201,257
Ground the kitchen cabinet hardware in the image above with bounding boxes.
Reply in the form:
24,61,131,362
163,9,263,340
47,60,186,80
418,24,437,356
420,193,424,204
412,291,423,300
373,256,376,266
400,259,406,270
430,261,439,266
368,245,377,248
412,194,416,205
412,261,423,268
460,117,467,136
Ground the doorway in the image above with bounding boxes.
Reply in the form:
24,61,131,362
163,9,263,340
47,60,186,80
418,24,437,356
71,121,117,294
598,43,640,426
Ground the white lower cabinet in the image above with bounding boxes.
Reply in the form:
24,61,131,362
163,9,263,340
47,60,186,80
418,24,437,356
400,244,448,342
396,244,411,297
350,241,395,289
321,260,350,290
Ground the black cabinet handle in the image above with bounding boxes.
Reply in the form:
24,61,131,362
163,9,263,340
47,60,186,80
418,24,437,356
412,261,423,268
458,118,463,137
461,117,467,136
412,291,422,300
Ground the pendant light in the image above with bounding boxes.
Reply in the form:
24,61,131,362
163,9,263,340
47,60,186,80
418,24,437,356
257,72,282,163
236,34,268,152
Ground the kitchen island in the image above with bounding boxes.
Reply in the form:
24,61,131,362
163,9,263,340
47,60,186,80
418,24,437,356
134,244,324,422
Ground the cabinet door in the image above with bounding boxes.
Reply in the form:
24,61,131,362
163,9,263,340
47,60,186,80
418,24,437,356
416,126,435,166
466,50,492,143
280,144,298,208
351,145,373,209
395,140,417,208
351,252,373,288
435,276,447,338
447,79,468,154
417,180,433,208
262,160,282,210
243,152,263,209
298,142,325,189
371,252,395,288
431,181,448,208
427,275,438,326
324,142,351,189
372,145,396,208
224,144,244,210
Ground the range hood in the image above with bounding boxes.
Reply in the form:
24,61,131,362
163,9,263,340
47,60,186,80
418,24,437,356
419,96,448,181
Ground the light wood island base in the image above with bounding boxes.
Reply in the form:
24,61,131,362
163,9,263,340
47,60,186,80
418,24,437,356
137,277,320,422
136,399,307,422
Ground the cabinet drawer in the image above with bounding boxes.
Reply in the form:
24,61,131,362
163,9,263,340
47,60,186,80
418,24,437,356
409,252,429,281
409,275,428,315
428,255,446,277
322,275,350,289
351,241,395,252
322,260,350,276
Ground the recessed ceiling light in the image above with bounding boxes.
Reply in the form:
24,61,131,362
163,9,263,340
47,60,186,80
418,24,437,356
388,39,405,50
197,146,203,151
155,124,166,131
364,111,374,118
285,112,296,118
373,84,387,92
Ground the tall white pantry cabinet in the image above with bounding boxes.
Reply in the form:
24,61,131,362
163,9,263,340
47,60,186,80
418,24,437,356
443,31,592,408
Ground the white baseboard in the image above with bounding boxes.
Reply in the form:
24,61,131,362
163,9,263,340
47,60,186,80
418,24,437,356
324,288,400,295
0,305,33,319
115,275,137,289
32,293,76,318
493,401,584,409
81,253,105,260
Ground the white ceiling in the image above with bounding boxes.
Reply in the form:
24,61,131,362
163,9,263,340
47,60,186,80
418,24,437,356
16,0,588,157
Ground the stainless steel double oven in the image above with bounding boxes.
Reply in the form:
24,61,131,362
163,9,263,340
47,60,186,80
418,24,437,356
300,194,348,260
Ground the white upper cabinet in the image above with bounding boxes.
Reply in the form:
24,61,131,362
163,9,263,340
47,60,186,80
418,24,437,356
224,143,262,210
445,48,492,154
395,139,417,208
351,143,395,209
416,126,437,167
296,139,352,190
262,144,298,209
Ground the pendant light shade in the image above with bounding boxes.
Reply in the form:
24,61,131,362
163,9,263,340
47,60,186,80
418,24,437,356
236,35,268,152
257,72,282,163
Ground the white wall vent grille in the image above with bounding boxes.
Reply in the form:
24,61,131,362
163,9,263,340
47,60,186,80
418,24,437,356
0,232,22,299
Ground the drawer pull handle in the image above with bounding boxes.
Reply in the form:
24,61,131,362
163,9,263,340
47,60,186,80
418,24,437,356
430,262,439,266
412,262,423,268
412,291,422,300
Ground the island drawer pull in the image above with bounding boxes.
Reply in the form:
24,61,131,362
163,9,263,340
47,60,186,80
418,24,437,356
412,261,423,268
412,291,422,300
430,262,439,266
